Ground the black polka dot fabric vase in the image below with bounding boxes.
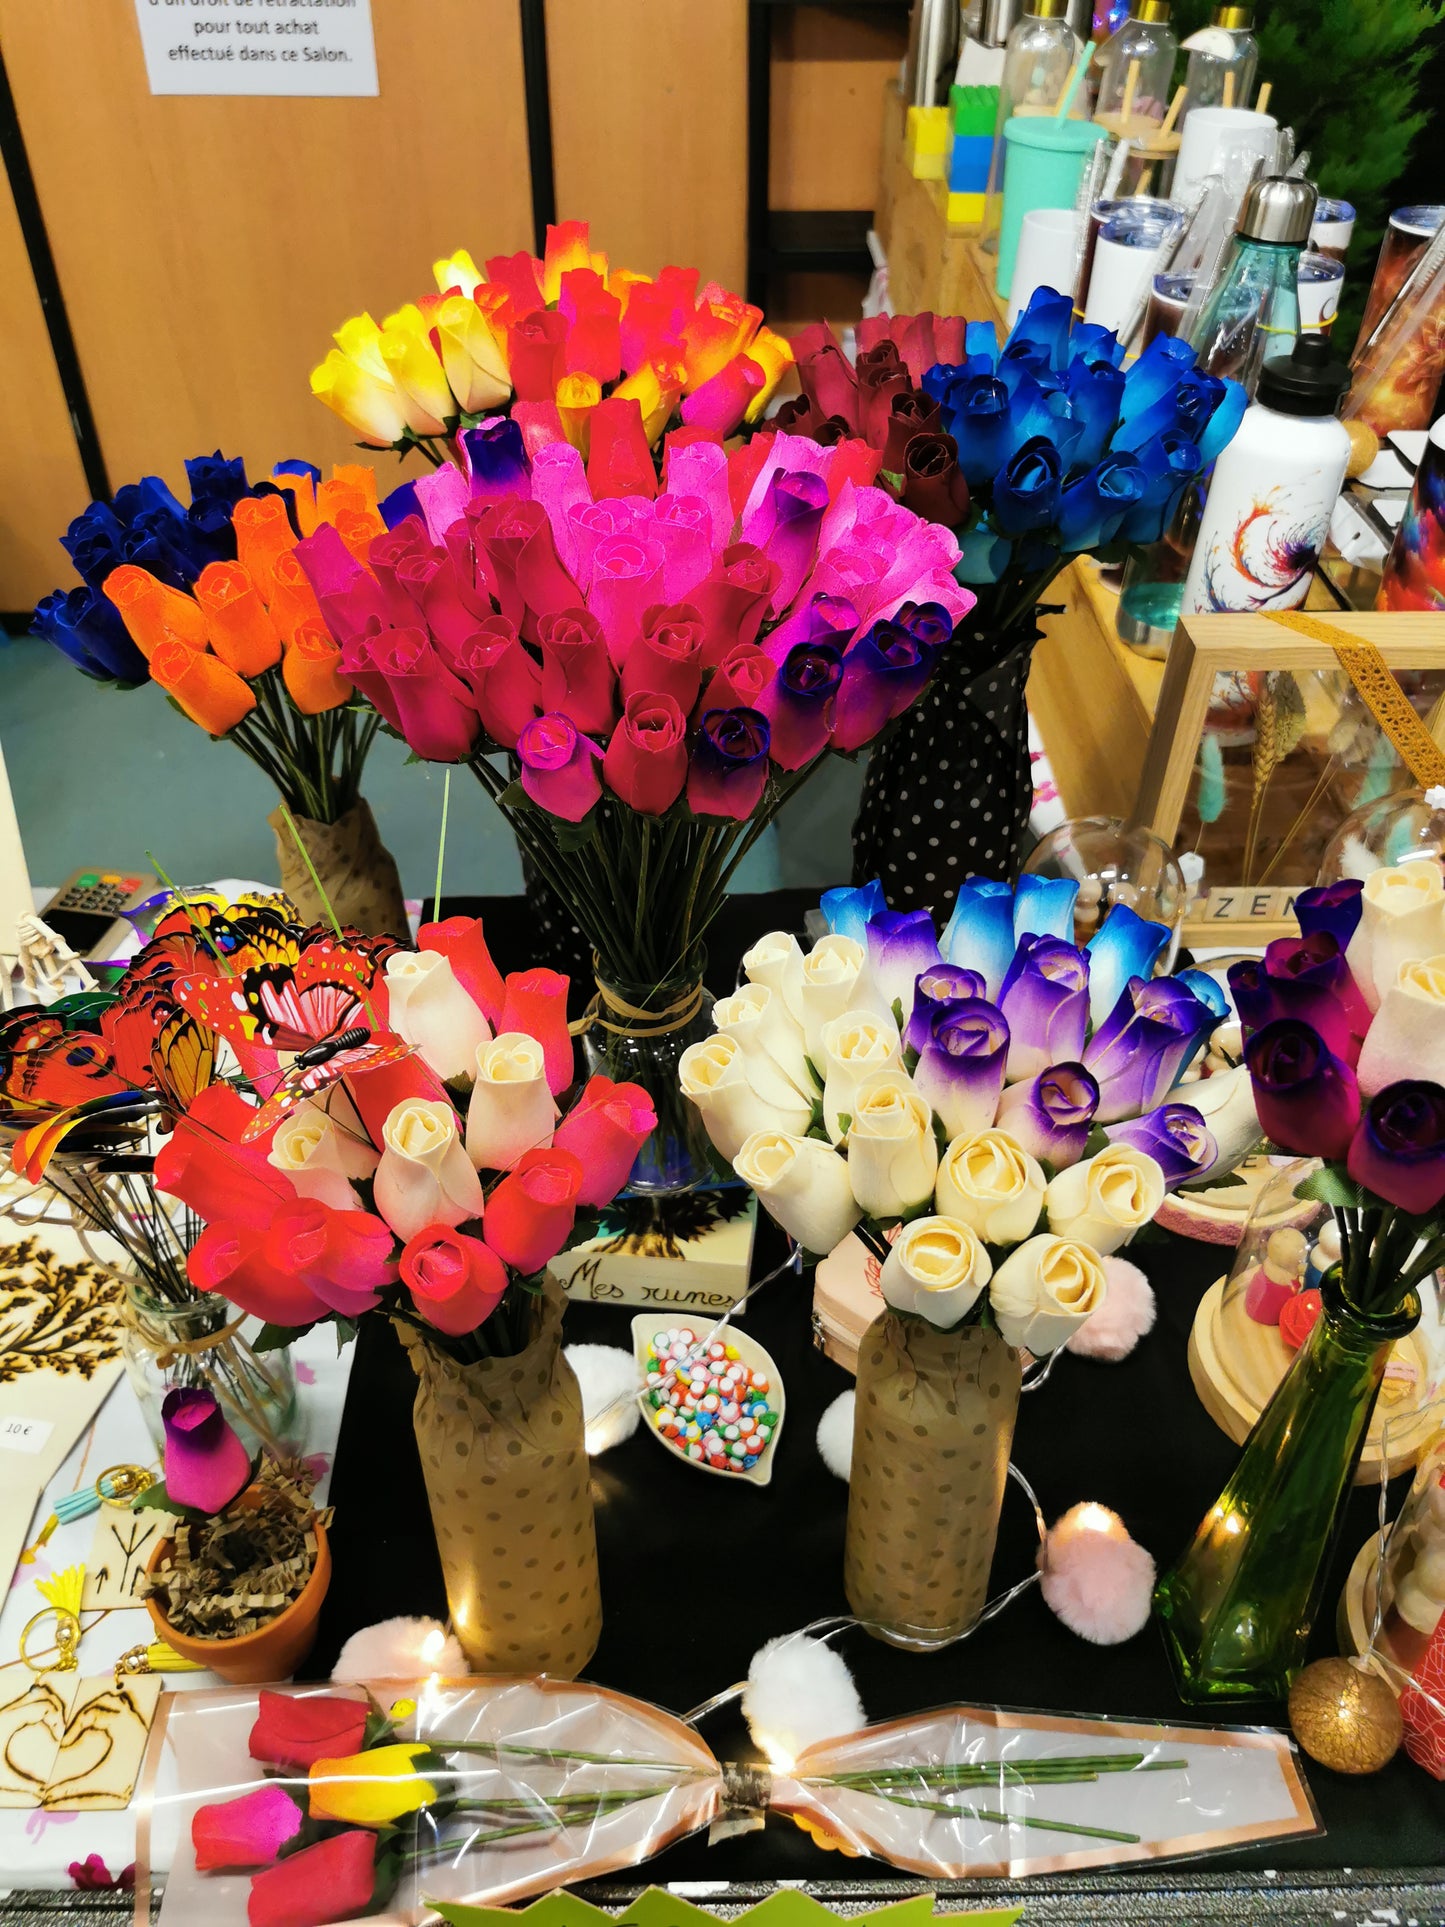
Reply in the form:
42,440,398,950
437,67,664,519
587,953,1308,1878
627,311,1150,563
522,855,595,1001
852,619,1042,919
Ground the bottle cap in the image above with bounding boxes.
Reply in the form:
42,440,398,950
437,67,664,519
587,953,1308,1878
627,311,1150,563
1256,332,1352,417
1025,0,1069,16
1131,0,1171,18
1238,176,1319,246
1211,2,1253,25
978,0,1024,43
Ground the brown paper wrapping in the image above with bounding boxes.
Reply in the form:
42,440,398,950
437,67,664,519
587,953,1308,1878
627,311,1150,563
400,1285,602,1678
845,1310,1021,1649
268,797,408,938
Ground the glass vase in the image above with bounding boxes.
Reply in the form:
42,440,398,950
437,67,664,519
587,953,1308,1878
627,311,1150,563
845,1309,1022,1648
121,1276,299,1460
1155,1272,1420,1702
585,971,721,1193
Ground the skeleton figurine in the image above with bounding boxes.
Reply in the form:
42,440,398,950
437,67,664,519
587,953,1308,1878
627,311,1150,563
16,916,96,1004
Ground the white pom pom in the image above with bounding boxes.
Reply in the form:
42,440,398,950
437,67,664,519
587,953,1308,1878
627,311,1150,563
742,1632,865,1768
1038,1504,1156,1644
565,1343,643,1453
816,1390,855,1480
332,1615,468,1682
1065,1257,1156,1361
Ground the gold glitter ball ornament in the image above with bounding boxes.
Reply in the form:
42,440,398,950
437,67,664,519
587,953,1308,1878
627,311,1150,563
1288,1657,1402,1774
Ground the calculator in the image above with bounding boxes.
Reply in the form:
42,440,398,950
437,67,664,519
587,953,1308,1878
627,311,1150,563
41,869,161,960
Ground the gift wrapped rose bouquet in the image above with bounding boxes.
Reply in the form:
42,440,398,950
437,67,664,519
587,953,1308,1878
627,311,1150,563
311,222,793,472
779,291,1247,903
293,382,974,1186
681,869,1259,1314
33,455,415,933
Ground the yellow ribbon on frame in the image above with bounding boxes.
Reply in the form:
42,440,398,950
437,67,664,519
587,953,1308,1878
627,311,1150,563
1265,610,1445,791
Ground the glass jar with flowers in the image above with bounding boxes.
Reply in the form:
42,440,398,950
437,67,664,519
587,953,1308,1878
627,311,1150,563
1156,870,1445,1700
302,224,976,1189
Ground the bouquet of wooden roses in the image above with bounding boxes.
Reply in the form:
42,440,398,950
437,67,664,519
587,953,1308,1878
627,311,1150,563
151,895,653,1673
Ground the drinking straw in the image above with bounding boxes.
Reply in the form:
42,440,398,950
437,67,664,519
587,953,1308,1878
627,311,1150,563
1120,57,1140,126
1055,40,1096,118
1351,216,1445,367
1222,69,1236,107
1256,79,1272,113
1138,84,1186,189
1159,84,1187,139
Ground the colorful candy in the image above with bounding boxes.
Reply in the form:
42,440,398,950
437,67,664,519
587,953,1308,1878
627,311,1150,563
643,1327,779,1475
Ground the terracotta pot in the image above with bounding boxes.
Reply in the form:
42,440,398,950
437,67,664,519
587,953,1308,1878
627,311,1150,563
144,1490,331,1685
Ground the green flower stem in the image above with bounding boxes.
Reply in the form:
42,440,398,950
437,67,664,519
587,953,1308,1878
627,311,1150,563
434,1741,710,1772
224,671,378,825
822,1753,1186,1789
858,1790,1141,1845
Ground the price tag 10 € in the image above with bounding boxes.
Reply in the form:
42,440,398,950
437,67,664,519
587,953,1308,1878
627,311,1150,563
0,1418,54,1456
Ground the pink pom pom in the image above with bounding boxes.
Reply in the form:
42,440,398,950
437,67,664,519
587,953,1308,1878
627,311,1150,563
1038,1504,1156,1644
1065,1256,1155,1361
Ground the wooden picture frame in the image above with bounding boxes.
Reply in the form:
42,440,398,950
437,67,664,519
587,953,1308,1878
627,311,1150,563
1132,612,1445,948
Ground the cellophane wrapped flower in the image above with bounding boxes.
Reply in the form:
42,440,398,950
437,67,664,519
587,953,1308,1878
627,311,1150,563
32,456,417,826
1231,869,1445,1316
144,896,655,1360
783,293,1248,912
311,221,794,468
681,873,1260,1351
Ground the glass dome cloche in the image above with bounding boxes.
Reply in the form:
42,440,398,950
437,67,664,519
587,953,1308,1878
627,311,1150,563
1316,785,1445,886
1021,816,1185,967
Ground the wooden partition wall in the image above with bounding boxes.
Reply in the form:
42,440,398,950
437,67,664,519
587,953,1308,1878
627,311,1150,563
1,0,903,612
0,160,90,610
548,0,750,292
0,0,535,508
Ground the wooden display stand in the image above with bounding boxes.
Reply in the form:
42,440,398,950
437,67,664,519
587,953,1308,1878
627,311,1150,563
1135,612,1445,946
1337,1534,1390,1677
1188,1274,1438,1483
871,84,1445,945
875,82,1001,320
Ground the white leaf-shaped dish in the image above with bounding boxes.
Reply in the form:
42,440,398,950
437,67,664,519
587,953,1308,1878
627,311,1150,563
630,1313,785,1487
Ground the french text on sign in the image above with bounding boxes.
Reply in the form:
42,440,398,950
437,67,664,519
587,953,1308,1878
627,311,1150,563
132,0,378,98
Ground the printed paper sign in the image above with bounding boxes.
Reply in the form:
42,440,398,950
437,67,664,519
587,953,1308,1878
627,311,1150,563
132,0,378,98
0,1418,53,1456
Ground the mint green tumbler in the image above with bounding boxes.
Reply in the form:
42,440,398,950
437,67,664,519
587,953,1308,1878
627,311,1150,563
996,116,1107,301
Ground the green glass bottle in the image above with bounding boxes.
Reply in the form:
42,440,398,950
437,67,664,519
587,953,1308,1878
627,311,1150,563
1154,1271,1419,1703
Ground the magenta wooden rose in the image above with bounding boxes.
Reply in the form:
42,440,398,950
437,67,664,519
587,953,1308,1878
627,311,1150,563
161,1387,250,1515
1347,1081,1445,1214
191,1783,304,1871
1244,1017,1361,1161
516,712,603,821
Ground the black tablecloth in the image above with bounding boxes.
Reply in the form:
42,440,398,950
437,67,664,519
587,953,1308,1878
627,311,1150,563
309,893,1445,1888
